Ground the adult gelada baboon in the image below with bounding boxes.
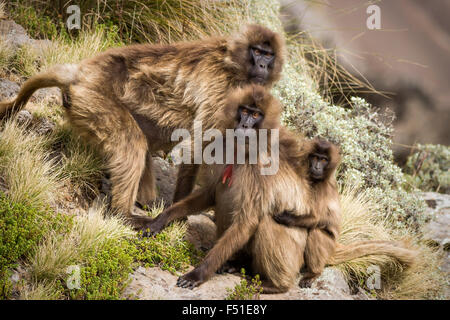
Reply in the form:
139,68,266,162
146,86,417,293
145,85,311,293
0,24,285,227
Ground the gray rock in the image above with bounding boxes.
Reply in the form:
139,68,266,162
0,78,20,100
419,192,450,250
185,213,217,252
122,266,359,300
153,156,177,207
0,20,31,49
34,118,55,135
16,110,33,126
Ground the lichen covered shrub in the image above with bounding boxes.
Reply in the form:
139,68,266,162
246,0,427,229
405,144,450,194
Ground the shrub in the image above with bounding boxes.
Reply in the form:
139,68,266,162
404,144,450,194
226,269,262,300
69,239,136,300
0,194,67,298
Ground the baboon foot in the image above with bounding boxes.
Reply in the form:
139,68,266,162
261,280,289,294
299,276,318,288
177,267,207,289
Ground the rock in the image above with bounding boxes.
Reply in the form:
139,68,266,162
122,266,361,300
153,156,177,207
185,213,217,252
419,192,450,250
123,266,242,300
16,110,33,126
33,87,62,105
0,20,31,49
0,78,20,100
34,117,55,135
260,268,354,300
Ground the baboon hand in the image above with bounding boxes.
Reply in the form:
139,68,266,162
273,211,297,227
177,267,207,289
141,215,167,237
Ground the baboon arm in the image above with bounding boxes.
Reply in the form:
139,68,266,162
274,211,319,229
173,164,199,203
177,214,259,287
142,187,214,235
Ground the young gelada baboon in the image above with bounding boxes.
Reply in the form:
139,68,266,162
0,25,285,227
274,138,418,288
144,85,313,293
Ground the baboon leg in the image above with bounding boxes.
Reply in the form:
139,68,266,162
141,187,214,236
136,151,157,207
177,217,258,289
217,250,253,274
261,280,289,294
300,229,335,288
108,138,147,220
173,164,199,203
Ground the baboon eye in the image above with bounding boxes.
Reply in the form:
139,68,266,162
254,49,261,56
252,112,259,119
265,52,274,58
320,159,327,165
241,109,248,115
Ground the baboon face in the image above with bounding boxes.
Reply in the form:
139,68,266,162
236,104,264,132
309,152,330,181
308,139,340,182
227,25,285,87
248,43,275,84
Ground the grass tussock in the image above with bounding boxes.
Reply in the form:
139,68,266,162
0,1,5,19
50,126,103,195
336,185,445,299
28,203,134,282
0,119,62,209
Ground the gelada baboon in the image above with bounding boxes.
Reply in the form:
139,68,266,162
0,25,285,226
275,137,418,288
146,86,417,293
144,85,312,293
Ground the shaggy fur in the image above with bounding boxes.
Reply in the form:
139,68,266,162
0,25,285,226
145,87,418,293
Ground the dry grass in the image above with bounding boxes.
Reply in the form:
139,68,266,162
145,200,188,244
19,280,63,300
0,1,6,19
28,202,135,283
336,185,445,299
0,119,62,209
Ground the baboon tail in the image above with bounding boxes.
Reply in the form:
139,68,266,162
0,64,78,119
330,240,417,268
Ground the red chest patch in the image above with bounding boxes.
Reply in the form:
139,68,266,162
222,164,233,187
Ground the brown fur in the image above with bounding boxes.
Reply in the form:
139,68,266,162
274,137,417,287
0,25,285,226
144,86,310,293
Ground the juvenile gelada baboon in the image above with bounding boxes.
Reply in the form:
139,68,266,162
0,25,285,227
146,86,417,293
274,139,417,288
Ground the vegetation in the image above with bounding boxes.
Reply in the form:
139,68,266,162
226,269,263,300
404,144,450,194
0,0,446,300
132,202,203,274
